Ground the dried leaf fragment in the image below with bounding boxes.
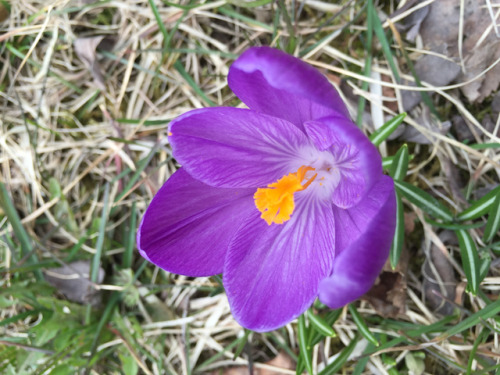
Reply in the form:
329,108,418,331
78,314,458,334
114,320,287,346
74,36,116,90
44,261,105,307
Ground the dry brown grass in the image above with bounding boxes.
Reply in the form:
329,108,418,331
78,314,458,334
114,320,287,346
0,0,499,374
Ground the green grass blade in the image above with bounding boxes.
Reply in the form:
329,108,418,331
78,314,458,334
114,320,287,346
113,145,158,207
123,201,137,269
390,193,405,268
173,60,215,107
479,253,491,284
438,299,500,340
356,0,374,128
352,342,375,375
0,182,43,281
348,304,379,347
306,309,336,337
218,6,273,32
318,335,359,375
466,328,491,375
382,156,395,170
455,229,480,295
91,183,110,284
5,43,82,94
424,219,484,230
147,0,168,42
371,8,400,81
232,329,251,360
195,336,243,371
458,185,500,221
86,292,121,369
226,0,273,7
483,189,500,242
298,314,313,375
389,145,409,268
276,0,296,54
389,145,409,181
369,113,406,146
394,180,453,221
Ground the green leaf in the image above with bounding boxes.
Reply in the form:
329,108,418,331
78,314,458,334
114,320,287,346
369,113,406,147
390,193,405,268
226,0,273,7
50,364,76,375
318,335,359,375
394,180,453,221
424,219,484,230
389,145,409,181
371,8,400,81
352,342,376,375
173,60,215,107
348,304,379,347
479,253,491,284
356,0,374,128
0,182,43,280
382,156,395,170
233,329,251,360
218,6,273,31
458,186,500,221
405,352,425,375
455,229,480,295
298,315,313,375
466,329,490,375
120,351,139,375
438,298,500,340
123,201,137,269
389,145,409,268
483,189,500,242
306,309,336,337
49,177,78,233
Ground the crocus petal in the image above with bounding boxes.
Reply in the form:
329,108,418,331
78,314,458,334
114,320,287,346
137,168,255,277
228,46,349,129
169,107,312,188
318,175,396,309
304,114,382,208
224,196,335,332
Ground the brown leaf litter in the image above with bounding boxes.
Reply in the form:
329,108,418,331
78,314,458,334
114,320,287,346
210,351,294,375
44,260,105,307
74,35,116,90
400,0,500,105
363,237,409,318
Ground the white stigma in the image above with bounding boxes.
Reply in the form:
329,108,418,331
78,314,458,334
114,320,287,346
294,147,342,201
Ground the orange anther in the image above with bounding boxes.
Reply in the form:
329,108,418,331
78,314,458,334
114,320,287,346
254,166,316,225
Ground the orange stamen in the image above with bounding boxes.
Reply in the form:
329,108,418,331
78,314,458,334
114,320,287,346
253,166,317,225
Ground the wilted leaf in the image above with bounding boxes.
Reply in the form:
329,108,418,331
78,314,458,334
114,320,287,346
415,0,500,103
210,351,294,375
398,106,451,144
0,1,9,22
423,233,458,315
391,0,429,41
74,36,115,90
401,51,461,112
44,261,104,307
405,352,425,375
363,249,408,318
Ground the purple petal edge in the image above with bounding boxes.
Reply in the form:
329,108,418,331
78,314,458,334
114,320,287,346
224,196,335,332
228,46,350,128
318,175,396,309
169,107,312,188
137,168,255,277
304,114,382,208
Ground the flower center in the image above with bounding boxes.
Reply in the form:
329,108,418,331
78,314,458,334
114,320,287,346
254,166,317,225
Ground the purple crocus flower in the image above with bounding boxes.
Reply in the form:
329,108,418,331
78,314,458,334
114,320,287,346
138,47,396,332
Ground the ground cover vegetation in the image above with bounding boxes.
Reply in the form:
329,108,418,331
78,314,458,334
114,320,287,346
0,0,499,374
